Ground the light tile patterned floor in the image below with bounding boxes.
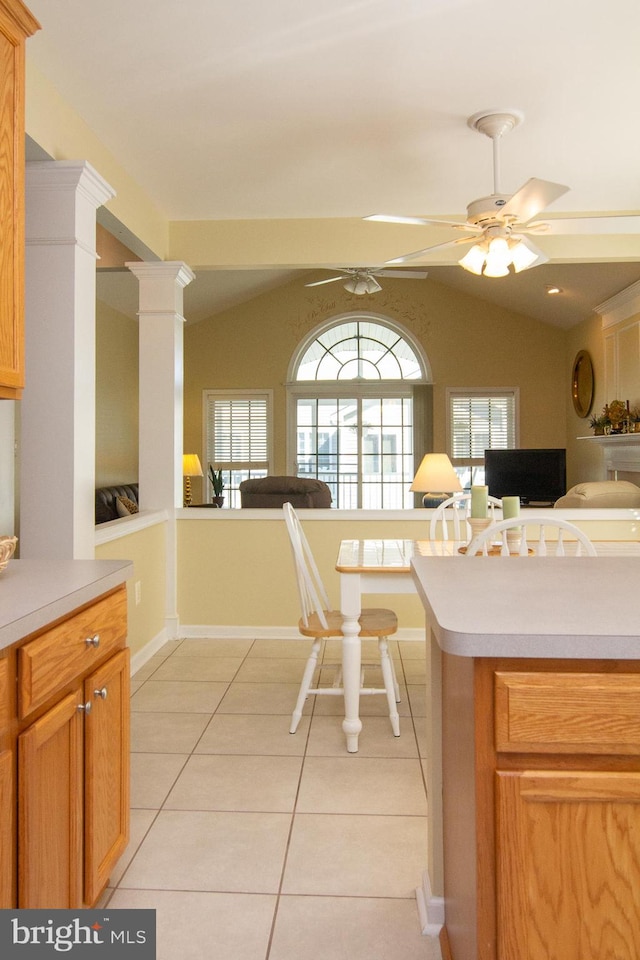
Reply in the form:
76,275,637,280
105,636,442,960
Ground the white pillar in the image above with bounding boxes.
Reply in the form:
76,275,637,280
127,260,195,637
21,161,115,559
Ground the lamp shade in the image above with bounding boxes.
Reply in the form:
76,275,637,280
410,453,462,494
182,453,203,477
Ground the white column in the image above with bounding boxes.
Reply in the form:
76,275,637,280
127,261,195,637
21,161,115,559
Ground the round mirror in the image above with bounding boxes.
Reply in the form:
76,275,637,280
571,350,594,418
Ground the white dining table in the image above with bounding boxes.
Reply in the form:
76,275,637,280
335,539,458,752
335,537,640,752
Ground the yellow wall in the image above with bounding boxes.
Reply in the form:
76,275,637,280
183,272,567,490
26,63,168,259
178,514,429,628
564,312,605,486
96,522,167,656
96,302,139,486
177,512,640,630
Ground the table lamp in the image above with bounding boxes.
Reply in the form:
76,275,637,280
410,453,462,507
182,453,203,506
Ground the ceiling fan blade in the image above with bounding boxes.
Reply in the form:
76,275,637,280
304,275,347,287
365,213,480,232
376,269,428,279
524,214,640,235
386,235,478,265
500,178,570,224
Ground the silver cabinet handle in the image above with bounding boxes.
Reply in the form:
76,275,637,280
94,687,108,700
85,634,100,648
77,701,92,713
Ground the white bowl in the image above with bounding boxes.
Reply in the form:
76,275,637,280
0,535,17,572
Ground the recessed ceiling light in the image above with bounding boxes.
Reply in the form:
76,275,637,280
546,285,562,295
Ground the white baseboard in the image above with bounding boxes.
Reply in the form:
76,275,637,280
129,627,171,675
178,624,426,641
416,871,444,936
130,625,425,678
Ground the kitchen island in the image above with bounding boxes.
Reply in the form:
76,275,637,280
411,555,640,960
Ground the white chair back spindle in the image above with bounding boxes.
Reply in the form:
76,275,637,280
465,517,597,557
429,493,502,541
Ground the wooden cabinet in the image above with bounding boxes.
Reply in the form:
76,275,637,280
496,769,640,959
0,656,14,907
0,748,13,906
83,649,130,906
441,656,640,960
18,689,84,907
0,0,39,399
6,585,129,908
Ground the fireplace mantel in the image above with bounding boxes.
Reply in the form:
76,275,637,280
578,434,640,479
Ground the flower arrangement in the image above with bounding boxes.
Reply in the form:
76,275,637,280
604,399,628,428
590,400,640,434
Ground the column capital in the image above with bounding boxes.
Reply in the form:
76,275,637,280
126,260,195,289
26,159,115,209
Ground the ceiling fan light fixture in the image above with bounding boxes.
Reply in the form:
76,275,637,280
482,257,510,278
459,243,487,275
343,274,382,295
486,236,510,265
510,237,548,273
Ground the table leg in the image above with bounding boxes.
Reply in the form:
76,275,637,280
340,571,363,752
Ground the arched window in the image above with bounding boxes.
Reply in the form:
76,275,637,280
288,315,430,509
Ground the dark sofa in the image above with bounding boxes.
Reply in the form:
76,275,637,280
95,483,139,524
239,476,332,508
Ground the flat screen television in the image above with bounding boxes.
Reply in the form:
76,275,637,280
484,448,566,506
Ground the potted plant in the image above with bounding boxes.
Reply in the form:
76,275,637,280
208,466,225,507
589,413,609,436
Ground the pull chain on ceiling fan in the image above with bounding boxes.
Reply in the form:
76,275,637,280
365,109,640,278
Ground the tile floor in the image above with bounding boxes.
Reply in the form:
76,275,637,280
104,635,442,960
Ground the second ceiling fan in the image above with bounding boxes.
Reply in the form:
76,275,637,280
305,266,428,295
366,109,640,278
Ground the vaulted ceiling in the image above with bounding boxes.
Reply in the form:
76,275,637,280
27,0,640,327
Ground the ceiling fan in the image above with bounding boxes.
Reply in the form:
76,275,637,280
365,109,640,278
305,266,428,295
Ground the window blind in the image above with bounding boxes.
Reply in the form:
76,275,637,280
205,394,269,470
450,393,516,460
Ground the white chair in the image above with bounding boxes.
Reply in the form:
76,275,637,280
282,502,401,737
429,492,502,541
465,516,598,557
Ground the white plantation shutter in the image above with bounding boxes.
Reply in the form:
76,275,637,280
449,391,517,463
204,390,272,478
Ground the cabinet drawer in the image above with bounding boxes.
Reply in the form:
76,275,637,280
0,658,8,735
18,588,127,719
495,671,640,755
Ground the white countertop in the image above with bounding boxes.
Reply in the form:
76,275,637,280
411,556,640,659
0,559,133,651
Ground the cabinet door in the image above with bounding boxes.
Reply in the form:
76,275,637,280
18,690,84,907
0,0,38,397
0,749,14,907
496,770,640,960
83,649,130,906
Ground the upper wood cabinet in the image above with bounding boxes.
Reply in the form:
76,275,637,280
0,0,39,399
